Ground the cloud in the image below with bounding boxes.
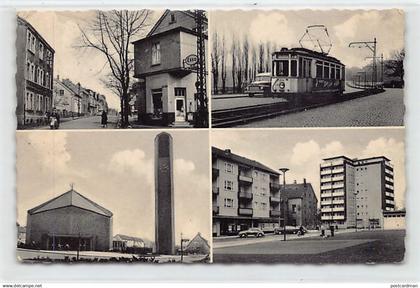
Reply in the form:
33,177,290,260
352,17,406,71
108,149,153,184
174,158,196,174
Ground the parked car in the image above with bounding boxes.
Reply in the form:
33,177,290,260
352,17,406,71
274,226,307,235
238,228,265,238
245,72,271,97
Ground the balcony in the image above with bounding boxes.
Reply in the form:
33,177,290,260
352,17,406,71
321,193,333,198
270,196,281,203
333,207,345,212
333,215,345,220
321,169,332,176
238,207,253,216
321,215,334,221
332,183,344,189
212,168,219,180
332,199,345,205
332,176,344,181
321,184,332,190
270,209,281,217
331,168,344,174
270,182,281,191
239,175,253,184
212,205,219,215
212,187,219,196
321,207,333,213
332,191,345,197
238,191,253,201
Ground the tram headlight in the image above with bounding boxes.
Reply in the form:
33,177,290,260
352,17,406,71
279,82,285,89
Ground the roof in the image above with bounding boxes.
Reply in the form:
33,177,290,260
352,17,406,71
147,10,206,37
185,233,210,250
113,234,145,243
28,189,113,217
282,182,317,201
322,155,391,163
212,146,279,176
273,47,343,65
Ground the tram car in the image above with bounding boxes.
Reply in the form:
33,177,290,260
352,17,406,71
271,47,345,98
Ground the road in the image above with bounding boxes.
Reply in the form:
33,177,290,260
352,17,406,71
237,88,404,127
211,95,287,111
213,229,405,264
35,115,119,130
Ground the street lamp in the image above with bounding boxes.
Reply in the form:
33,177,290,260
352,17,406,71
279,168,289,241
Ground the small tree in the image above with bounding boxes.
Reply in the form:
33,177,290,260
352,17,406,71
231,34,237,93
78,10,150,128
221,35,227,94
258,42,265,73
211,32,220,94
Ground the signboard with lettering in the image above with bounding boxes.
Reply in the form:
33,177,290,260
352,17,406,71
184,54,198,66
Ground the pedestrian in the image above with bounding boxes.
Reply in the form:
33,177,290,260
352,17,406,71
330,225,335,237
101,110,108,128
320,224,325,237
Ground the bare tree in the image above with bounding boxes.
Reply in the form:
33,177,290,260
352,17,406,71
258,42,265,73
211,31,220,95
265,41,272,73
236,38,243,93
242,36,249,85
221,35,227,94
78,10,150,128
251,44,257,81
231,34,237,93
385,48,405,86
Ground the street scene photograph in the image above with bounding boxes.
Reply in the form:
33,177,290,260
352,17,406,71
16,9,209,130
210,10,405,128
16,130,211,263
211,128,405,263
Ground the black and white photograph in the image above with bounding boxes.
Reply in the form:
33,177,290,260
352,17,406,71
210,10,405,128
16,9,209,130
212,128,405,263
16,130,211,263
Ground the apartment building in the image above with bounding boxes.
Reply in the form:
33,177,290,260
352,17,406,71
16,16,54,128
212,147,281,237
320,156,395,229
133,10,207,127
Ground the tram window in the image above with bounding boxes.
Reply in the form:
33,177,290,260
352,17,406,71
291,60,297,77
323,64,330,79
316,63,323,78
299,58,303,78
276,60,289,76
330,67,335,79
308,61,312,78
336,66,340,79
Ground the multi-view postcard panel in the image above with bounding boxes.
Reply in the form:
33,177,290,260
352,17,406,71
15,9,406,265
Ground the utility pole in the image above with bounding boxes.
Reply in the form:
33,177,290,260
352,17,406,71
349,38,377,87
194,10,208,128
366,53,384,88
280,168,289,241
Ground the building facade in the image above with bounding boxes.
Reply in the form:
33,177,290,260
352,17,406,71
53,77,82,117
16,17,54,128
282,179,318,229
133,10,208,127
212,147,281,237
320,156,395,229
184,233,210,255
26,189,113,251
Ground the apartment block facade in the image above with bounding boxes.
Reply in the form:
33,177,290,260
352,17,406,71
320,156,395,229
212,147,281,237
16,16,54,127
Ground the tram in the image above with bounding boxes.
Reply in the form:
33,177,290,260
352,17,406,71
271,47,345,97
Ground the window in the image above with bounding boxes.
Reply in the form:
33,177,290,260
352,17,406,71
290,60,297,77
170,13,176,23
292,204,297,213
224,162,233,173
335,66,340,79
224,180,233,191
39,43,44,60
224,198,234,208
323,63,330,79
316,61,323,78
59,89,64,96
174,87,186,97
152,42,161,65
31,35,36,52
275,60,289,76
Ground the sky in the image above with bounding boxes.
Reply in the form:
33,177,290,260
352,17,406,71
212,128,405,209
210,9,404,68
16,130,210,245
18,10,163,110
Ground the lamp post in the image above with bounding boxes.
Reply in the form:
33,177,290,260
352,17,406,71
280,168,289,241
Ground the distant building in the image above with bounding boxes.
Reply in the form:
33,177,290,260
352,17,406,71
16,16,54,127
26,189,113,251
184,233,210,255
282,179,318,229
383,209,405,230
133,10,208,127
212,147,281,237
16,223,26,245
53,76,82,117
112,234,152,254
320,156,395,229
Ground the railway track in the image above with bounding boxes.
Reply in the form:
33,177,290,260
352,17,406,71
211,88,385,128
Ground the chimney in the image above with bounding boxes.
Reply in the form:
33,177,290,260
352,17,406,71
224,149,231,154
303,178,307,187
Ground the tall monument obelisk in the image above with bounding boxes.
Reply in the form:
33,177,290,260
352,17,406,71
154,132,175,255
